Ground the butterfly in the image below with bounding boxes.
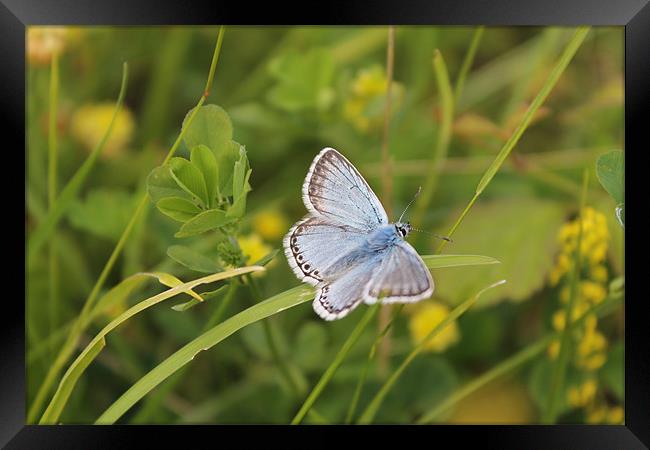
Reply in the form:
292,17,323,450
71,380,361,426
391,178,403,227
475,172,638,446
283,147,434,321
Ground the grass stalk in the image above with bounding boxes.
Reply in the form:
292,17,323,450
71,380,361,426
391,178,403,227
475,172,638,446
291,305,379,425
412,49,454,230
436,26,590,254
544,169,589,423
356,280,505,424
377,25,396,373
454,27,485,105
48,52,60,359
28,27,227,423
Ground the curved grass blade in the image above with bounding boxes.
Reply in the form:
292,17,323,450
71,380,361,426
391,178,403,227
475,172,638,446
357,279,506,424
422,254,499,268
95,284,314,424
39,266,263,424
28,63,129,262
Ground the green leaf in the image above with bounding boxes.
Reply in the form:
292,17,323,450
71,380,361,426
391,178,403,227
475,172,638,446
217,141,242,197
67,189,136,241
174,209,234,238
253,249,280,267
267,48,335,112
167,245,222,273
147,165,191,203
182,104,233,155
190,145,219,207
172,285,228,312
156,197,202,223
434,198,566,306
227,147,252,218
96,284,313,424
169,158,209,207
596,150,624,205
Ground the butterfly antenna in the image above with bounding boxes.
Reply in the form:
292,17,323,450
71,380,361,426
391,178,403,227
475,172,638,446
398,186,422,223
411,227,453,243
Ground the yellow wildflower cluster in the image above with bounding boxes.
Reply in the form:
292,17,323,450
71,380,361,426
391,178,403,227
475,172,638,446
70,103,135,159
565,379,624,424
343,66,403,133
408,301,460,352
547,207,610,370
547,207,622,422
252,209,289,241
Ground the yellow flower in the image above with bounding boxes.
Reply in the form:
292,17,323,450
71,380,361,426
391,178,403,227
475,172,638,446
576,328,608,370
27,26,67,66
343,66,403,133
590,265,608,283
586,405,607,423
252,209,289,241
408,301,460,352
238,234,272,266
607,406,624,424
70,103,135,159
552,310,566,331
547,339,560,359
567,379,597,408
580,281,607,305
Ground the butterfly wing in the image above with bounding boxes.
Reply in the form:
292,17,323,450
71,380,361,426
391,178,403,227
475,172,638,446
313,257,380,320
283,215,369,286
363,240,434,304
302,147,388,231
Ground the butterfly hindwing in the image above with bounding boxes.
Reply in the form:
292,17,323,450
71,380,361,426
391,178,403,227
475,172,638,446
302,148,388,230
364,240,434,304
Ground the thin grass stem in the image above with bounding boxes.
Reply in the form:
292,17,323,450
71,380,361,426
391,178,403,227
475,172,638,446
48,52,60,359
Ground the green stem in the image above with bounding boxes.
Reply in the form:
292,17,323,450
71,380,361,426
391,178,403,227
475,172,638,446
413,49,454,230
454,27,485,105
291,305,379,425
28,27,227,424
435,26,590,254
544,169,589,423
48,52,60,359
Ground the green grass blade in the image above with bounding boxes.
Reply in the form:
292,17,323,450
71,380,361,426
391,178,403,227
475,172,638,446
417,291,623,424
291,304,379,425
475,27,590,196
422,254,499,268
40,266,262,424
413,49,454,229
357,279,506,424
436,27,589,254
454,27,484,104
96,284,314,424
27,62,129,263
48,52,60,359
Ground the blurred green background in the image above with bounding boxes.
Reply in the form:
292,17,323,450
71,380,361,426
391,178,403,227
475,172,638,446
26,26,624,424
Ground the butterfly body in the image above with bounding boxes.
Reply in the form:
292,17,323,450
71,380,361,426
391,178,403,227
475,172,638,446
284,148,434,320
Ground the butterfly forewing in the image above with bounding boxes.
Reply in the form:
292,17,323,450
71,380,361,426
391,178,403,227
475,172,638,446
302,148,388,230
364,240,433,303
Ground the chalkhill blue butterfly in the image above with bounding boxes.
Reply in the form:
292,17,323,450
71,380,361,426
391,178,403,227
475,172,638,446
283,148,434,320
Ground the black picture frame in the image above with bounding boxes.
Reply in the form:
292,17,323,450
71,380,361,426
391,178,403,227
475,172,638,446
7,0,647,447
